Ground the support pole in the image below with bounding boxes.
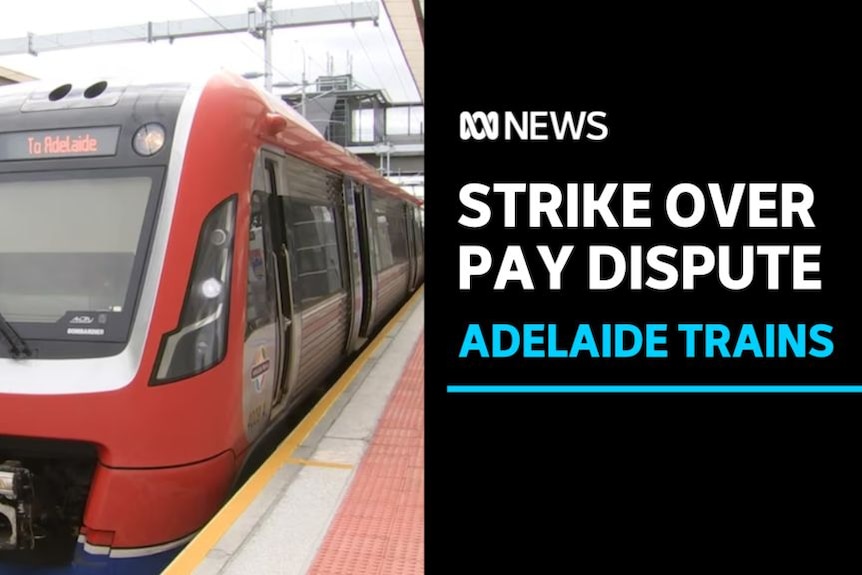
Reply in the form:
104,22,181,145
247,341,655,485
301,48,307,117
261,0,273,92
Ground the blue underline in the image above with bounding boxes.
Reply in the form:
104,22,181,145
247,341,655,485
447,385,862,393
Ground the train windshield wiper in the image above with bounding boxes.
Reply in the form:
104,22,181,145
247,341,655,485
0,309,32,358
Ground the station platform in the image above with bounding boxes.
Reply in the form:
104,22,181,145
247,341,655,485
162,290,424,575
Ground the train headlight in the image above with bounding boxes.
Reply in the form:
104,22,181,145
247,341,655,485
133,123,166,156
152,197,236,384
210,228,229,246
199,278,223,299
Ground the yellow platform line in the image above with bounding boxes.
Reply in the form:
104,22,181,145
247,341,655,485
284,458,354,470
163,286,423,574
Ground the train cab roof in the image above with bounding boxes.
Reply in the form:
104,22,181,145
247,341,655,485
0,71,421,206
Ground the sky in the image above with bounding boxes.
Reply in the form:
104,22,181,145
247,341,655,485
0,0,420,103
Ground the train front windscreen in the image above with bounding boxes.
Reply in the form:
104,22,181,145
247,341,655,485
0,169,162,357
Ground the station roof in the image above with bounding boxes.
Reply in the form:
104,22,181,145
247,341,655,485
0,65,36,84
382,0,424,102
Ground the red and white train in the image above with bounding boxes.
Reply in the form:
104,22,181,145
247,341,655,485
0,71,423,573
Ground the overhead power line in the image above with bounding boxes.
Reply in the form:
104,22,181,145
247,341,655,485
0,1,380,93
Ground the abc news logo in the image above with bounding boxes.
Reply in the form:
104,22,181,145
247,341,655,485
459,111,608,141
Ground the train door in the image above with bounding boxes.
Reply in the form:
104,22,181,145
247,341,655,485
413,207,425,285
356,185,377,338
243,166,282,439
343,179,365,353
405,204,418,291
262,153,299,418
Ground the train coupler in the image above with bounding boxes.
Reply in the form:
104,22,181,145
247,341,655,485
0,461,35,551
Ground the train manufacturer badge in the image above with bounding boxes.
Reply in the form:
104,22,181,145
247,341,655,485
250,348,271,393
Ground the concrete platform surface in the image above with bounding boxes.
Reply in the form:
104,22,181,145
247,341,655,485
163,292,424,575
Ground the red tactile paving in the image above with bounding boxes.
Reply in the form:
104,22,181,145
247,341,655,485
308,333,424,575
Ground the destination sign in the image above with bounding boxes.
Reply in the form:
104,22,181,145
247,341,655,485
0,127,120,160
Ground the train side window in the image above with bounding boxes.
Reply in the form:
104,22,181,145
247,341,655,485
371,195,409,271
246,191,277,337
414,209,424,257
388,208,409,263
283,197,344,309
373,209,394,270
